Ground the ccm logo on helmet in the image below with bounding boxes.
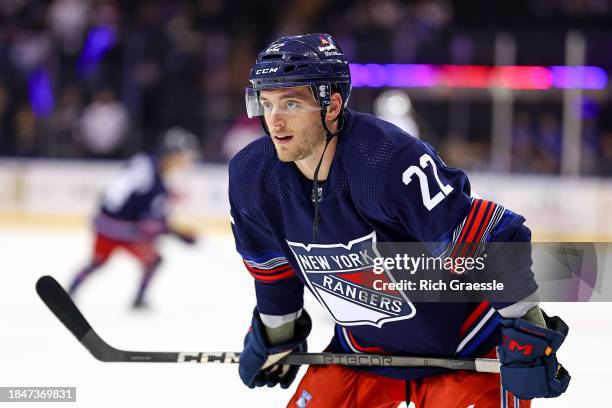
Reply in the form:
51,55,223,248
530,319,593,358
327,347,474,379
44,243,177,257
255,68,279,75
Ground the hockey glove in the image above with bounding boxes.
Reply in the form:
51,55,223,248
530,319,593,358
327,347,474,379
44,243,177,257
499,312,571,399
239,308,311,389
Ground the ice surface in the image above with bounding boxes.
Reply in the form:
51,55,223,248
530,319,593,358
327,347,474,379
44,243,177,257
0,227,609,407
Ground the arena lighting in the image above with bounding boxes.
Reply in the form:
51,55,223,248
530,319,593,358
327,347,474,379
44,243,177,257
349,64,608,90
78,25,116,76
28,68,54,118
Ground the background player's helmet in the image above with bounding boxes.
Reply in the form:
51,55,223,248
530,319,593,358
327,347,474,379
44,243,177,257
158,127,199,157
245,33,352,118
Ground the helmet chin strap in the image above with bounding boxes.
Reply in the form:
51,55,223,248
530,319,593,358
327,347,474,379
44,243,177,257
311,109,343,243
258,116,270,135
258,104,342,243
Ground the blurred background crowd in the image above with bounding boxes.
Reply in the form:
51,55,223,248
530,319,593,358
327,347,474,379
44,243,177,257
0,0,611,175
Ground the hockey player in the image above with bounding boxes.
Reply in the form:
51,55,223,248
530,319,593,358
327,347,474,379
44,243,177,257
68,127,199,308
230,34,570,407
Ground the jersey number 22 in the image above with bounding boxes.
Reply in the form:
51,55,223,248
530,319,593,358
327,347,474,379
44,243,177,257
402,153,453,211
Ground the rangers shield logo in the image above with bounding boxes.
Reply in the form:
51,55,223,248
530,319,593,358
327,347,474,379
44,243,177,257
287,232,416,328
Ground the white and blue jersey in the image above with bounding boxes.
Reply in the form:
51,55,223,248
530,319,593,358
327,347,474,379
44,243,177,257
229,110,538,381
95,153,169,242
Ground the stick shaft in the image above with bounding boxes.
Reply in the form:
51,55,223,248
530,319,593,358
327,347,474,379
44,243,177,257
83,325,500,372
37,275,500,373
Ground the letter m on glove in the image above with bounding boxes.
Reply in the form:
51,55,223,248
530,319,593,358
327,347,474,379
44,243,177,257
503,335,534,356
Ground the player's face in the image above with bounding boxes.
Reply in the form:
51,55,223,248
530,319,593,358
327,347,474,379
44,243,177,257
162,152,194,173
259,86,325,162
160,152,194,192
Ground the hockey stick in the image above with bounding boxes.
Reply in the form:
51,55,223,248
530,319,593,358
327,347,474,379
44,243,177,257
36,275,500,373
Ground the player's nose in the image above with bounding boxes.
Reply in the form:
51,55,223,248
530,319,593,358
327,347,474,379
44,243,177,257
269,112,285,131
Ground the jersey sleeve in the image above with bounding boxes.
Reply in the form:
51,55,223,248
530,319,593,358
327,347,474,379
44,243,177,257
384,140,538,309
103,154,154,212
228,187,304,319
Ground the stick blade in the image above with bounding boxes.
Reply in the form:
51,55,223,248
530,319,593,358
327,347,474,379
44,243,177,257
36,275,91,341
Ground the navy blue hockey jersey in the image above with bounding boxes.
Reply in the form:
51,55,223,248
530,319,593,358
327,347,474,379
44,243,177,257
95,153,169,242
229,110,538,381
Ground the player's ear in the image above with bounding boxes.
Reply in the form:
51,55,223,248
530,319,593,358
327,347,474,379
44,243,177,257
326,92,342,123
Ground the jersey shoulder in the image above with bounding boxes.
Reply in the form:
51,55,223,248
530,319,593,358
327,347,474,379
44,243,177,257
228,135,283,210
102,153,157,212
341,111,437,201
126,153,155,177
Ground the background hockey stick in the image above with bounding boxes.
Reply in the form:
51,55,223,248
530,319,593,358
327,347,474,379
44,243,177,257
36,275,500,373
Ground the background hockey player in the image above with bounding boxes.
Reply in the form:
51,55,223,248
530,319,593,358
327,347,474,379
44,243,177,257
68,127,199,308
229,34,571,407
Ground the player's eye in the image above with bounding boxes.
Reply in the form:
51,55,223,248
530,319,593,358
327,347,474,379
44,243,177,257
285,100,300,110
261,101,273,111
